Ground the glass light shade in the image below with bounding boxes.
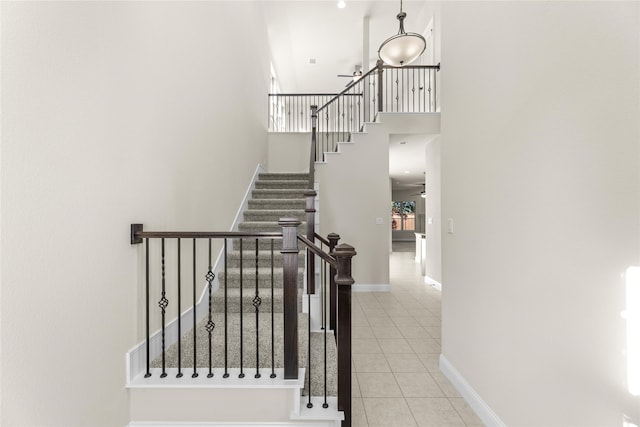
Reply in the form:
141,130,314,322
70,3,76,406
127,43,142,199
378,32,426,67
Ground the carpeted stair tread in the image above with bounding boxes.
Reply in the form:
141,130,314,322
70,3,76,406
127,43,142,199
252,189,308,199
226,250,305,268
248,199,306,210
255,180,309,190
151,313,309,371
238,221,306,233
258,173,309,181
212,287,294,313
244,209,306,221
302,330,338,397
218,267,304,288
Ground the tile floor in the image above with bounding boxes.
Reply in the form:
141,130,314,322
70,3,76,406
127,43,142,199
350,243,484,427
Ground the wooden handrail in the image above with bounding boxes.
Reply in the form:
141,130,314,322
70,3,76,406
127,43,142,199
131,225,281,244
297,234,336,266
314,232,330,247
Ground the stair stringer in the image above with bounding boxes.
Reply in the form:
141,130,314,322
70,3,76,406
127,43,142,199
315,112,440,290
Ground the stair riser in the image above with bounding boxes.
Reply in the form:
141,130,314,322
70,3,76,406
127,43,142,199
255,180,309,190
248,200,306,210
238,223,306,233
218,272,304,288
258,173,309,181
252,191,307,200
243,211,306,221
226,255,305,268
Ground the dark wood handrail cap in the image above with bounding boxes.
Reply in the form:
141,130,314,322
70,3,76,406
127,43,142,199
327,232,340,241
334,243,356,258
278,217,302,227
304,190,317,197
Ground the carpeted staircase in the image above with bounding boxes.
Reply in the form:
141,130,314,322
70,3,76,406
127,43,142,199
152,173,336,397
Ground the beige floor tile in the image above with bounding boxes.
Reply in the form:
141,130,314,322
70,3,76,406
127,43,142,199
394,372,445,398
357,373,403,398
352,397,369,426
400,325,433,340
362,398,417,427
406,398,466,427
353,372,361,398
416,353,441,372
414,315,441,327
449,397,484,426
407,338,441,354
378,338,414,354
352,326,376,339
352,339,383,354
424,326,441,339
372,325,404,339
385,353,428,373
365,315,393,327
353,353,391,372
430,371,462,397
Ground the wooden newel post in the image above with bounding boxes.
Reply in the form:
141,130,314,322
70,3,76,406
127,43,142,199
279,217,301,379
335,243,356,427
327,232,340,333
376,59,384,113
305,190,317,295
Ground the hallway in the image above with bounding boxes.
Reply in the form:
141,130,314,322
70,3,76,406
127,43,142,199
350,245,483,426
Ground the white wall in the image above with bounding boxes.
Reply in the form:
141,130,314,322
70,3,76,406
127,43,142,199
267,132,310,173
440,2,640,426
425,137,441,284
1,2,271,426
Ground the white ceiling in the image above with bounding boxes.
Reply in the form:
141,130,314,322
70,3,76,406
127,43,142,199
263,0,429,93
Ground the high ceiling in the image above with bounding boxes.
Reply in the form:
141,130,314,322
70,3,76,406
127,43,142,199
263,0,430,93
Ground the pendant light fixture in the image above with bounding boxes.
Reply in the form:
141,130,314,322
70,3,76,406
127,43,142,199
378,0,426,67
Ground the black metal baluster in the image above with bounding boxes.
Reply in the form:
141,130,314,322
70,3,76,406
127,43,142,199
270,239,276,378
239,238,245,378
429,69,433,112
224,239,229,378
206,238,215,378
145,238,151,378
177,239,183,378
413,68,416,112
323,254,328,409
254,239,261,378
192,239,198,378
159,238,168,378
307,276,313,409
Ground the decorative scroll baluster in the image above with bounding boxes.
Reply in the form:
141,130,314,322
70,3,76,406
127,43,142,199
145,238,151,378
159,238,168,378
223,239,229,378
177,238,183,378
192,239,198,378
206,238,215,378
254,239,261,378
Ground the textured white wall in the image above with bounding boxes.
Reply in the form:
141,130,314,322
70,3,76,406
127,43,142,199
1,2,270,425
440,1,640,425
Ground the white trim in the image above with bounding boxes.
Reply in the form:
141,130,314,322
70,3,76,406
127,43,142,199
127,164,266,384
129,422,336,427
231,164,266,232
351,284,391,292
439,354,507,427
424,275,442,291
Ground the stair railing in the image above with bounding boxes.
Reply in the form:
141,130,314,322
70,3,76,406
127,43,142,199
269,93,363,132
308,61,440,182
130,221,356,426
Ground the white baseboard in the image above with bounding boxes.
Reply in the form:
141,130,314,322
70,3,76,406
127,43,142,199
352,284,391,292
424,275,442,291
439,354,507,427
127,164,266,384
129,422,336,427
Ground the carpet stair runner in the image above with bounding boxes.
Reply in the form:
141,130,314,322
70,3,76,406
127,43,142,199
152,173,337,397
